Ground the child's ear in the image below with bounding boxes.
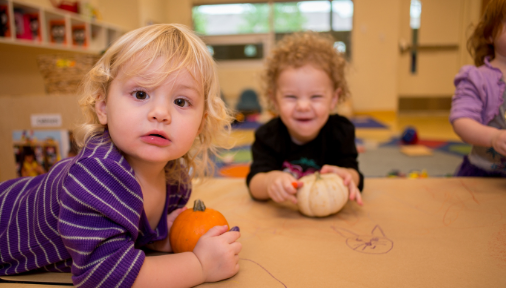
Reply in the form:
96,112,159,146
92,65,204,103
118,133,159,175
95,94,108,125
330,88,341,110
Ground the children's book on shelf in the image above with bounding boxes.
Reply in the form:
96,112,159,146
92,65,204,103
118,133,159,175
72,24,86,46
50,20,66,44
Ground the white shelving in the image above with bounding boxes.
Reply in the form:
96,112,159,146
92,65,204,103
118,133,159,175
0,0,125,54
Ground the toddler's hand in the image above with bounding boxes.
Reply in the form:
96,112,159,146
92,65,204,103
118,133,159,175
167,207,187,228
492,130,506,156
193,225,241,283
320,165,362,206
266,171,301,204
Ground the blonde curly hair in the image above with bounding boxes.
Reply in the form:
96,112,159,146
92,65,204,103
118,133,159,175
263,31,349,112
74,23,233,185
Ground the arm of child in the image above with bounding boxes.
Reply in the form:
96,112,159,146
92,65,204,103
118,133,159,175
320,164,362,206
248,170,299,204
133,226,241,287
453,117,506,155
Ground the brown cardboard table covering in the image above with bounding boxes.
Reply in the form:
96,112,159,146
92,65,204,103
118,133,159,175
1,177,506,287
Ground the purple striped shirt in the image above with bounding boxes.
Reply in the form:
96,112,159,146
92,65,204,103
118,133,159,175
0,131,191,287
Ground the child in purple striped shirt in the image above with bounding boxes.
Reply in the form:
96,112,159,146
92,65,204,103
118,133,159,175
0,24,241,287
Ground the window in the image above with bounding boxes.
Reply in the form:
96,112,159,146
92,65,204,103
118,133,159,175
410,0,421,73
332,0,353,31
193,3,270,35
193,1,354,60
274,1,330,33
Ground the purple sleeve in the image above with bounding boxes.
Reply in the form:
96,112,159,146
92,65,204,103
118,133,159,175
60,158,145,288
167,181,191,213
450,65,485,124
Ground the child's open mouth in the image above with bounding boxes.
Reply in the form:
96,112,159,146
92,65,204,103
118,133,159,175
141,131,170,146
150,133,167,139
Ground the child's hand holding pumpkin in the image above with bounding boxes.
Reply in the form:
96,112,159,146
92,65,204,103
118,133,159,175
265,170,301,204
193,225,242,282
320,165,363,206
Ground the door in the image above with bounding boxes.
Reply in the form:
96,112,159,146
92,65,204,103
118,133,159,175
397,0,481,111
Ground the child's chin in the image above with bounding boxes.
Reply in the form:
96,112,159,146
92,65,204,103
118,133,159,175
294,124,319,134
293,131,318,141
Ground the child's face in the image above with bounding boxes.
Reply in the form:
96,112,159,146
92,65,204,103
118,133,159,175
274,63,339,145
95,57,205,167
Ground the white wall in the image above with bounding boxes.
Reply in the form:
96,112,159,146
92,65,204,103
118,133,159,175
139,0,168,26
348,0,401,112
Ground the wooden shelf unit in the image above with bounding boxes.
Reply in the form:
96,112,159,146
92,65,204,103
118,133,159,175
0,0,125,54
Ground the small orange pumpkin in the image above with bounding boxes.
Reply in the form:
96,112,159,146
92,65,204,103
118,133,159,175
169,199,229,253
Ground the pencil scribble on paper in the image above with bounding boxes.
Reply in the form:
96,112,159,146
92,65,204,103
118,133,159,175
239,258,287,287
331,225,394,254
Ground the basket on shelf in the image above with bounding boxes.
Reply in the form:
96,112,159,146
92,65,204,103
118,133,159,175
36,54,100,94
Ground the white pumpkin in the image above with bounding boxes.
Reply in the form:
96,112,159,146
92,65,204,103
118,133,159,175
297,172,349,217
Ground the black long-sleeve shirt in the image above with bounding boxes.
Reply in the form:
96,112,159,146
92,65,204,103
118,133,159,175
246,114,364,192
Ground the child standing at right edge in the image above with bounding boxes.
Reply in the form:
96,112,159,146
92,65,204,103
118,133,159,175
450,0,506,177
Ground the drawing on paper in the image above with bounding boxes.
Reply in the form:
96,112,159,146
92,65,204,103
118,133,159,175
332,225,393,254
239,258,287,287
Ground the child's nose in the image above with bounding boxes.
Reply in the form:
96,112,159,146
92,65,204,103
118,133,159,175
148,104,171,123
296,99,311,110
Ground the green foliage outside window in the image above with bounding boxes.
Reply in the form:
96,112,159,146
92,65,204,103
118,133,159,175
273,3,306,33
238,3,307,34
193,8,207,34
193,3,307,35
238,4,270,33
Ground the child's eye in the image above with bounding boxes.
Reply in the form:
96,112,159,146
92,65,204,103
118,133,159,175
132,91,148,100
174,98,190,107
311,95,323,99
285,95,297,99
